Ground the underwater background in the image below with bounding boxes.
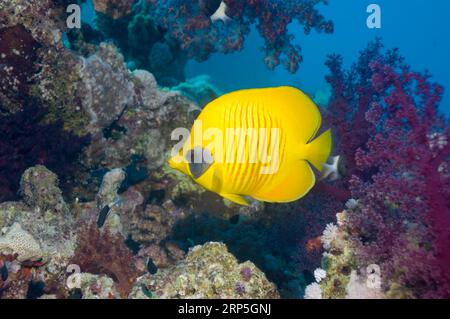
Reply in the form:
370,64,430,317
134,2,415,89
0,0,449,299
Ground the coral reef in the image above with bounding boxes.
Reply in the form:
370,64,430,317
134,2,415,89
92,1,188,86
0,24,40,113
96,168,125,208
90,0,333,86
129,242,280,299
143,0,333,73
1,0,448,301
169,207,311,298
0,165,78,299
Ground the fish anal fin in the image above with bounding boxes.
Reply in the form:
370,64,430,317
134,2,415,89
221,193,249,206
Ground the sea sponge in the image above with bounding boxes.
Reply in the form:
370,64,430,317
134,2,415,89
0,222,43,262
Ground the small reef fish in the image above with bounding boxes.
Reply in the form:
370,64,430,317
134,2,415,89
97,197,122,228
0,263,8,281
169,86,334,205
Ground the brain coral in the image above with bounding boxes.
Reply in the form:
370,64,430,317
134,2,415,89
0,222,43,262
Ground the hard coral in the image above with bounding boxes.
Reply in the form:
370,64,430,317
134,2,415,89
0,223,43,262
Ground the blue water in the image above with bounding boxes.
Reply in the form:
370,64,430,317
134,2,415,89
186,0,450,116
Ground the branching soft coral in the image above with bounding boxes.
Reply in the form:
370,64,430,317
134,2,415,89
71,224,144,298
322,40,450,298
144,0,333,73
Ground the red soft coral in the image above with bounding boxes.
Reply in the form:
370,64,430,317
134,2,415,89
71,224,144,298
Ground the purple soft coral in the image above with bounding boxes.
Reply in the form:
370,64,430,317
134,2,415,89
323,39,450,298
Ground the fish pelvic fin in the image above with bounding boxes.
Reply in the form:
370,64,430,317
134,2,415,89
304,129,332,172
221,193,249,206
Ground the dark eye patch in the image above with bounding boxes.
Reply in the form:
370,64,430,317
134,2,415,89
186,147,214,179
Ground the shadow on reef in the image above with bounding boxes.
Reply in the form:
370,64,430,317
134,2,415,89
0,97,91,203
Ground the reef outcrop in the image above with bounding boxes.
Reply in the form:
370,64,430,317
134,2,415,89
129,242,280,299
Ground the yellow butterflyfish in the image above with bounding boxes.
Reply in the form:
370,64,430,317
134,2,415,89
168,86,332,206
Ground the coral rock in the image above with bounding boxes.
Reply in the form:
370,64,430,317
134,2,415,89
96,168,125,208
130,201,186,246
19,165,68,214
129,242,280,299
93,0,133,20
78,273,121,299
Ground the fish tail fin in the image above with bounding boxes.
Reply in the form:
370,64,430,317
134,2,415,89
304,129,332,172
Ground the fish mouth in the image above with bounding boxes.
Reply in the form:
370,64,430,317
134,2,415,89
168,157,176,169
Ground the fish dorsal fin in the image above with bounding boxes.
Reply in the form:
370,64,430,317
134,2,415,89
221,193,249,206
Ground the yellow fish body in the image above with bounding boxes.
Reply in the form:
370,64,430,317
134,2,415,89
168,86,332,205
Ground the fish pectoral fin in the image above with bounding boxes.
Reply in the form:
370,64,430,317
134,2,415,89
221,193,249,206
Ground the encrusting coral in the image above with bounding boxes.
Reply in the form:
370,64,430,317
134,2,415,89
129,242,280,299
